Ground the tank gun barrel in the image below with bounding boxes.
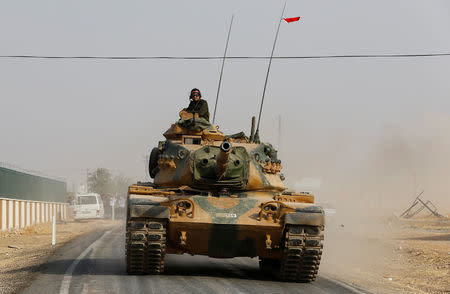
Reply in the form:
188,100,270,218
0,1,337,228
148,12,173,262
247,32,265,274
216,141,231,179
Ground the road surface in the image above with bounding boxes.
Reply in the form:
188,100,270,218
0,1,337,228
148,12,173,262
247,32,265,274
22,225,368,294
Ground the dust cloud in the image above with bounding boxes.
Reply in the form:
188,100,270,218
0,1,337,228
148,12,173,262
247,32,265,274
281,111,450,289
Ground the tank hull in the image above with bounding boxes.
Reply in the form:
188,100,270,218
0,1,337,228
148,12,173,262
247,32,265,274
126,185,324,282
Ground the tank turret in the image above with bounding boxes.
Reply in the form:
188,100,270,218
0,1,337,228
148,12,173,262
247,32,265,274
149,112,284,192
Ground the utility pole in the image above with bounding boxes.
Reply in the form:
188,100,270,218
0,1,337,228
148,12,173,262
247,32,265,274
111,194,116,221
86,168,89,192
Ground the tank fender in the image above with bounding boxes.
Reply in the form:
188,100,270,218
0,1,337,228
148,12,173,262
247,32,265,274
284,206,325,226
129,204,170,219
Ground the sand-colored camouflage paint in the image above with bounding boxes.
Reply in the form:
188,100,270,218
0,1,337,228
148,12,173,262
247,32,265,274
128,190,318,258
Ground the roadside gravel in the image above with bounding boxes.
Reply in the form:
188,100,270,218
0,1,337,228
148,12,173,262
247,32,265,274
0,219,119,294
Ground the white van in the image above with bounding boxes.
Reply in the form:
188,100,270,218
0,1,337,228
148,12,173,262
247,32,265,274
72,193,105,220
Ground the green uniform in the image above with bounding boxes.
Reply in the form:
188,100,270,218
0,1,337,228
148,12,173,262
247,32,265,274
187,99,210,122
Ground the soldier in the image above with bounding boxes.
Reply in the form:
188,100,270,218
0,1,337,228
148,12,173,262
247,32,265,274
186,88,210,121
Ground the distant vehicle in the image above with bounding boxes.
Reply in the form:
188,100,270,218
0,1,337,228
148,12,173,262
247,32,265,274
72,193,104,220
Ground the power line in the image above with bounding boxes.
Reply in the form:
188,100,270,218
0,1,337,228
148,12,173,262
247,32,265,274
0,53,450,60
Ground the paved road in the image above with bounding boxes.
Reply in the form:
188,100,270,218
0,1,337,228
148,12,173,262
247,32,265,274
22,225,367,294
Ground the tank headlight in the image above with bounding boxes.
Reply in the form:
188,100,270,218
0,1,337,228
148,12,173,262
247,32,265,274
178,150,186,159
259,201,296,223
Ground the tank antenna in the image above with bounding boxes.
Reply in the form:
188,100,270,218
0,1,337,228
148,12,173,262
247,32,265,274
254,1,287,142
213,14,234,124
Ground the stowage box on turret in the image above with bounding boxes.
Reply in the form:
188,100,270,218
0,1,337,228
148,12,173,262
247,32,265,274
126,110,325,282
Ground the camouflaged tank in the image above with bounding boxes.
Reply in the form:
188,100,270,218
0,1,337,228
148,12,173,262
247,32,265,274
126,110,325,282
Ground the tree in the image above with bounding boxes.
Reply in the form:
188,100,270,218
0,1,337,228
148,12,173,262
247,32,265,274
87,168,132,198
112,174,132,198
87,168,113,196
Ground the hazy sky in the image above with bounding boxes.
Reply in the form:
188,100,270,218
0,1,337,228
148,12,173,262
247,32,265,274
1,0,450,200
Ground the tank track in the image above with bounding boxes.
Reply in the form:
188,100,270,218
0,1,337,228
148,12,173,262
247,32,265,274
279,225,324,282
126,219,166,274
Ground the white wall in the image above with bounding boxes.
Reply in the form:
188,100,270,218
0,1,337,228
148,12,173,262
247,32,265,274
0,197,69,231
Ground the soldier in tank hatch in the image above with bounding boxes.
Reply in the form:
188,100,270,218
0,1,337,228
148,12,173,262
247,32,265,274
185,88,210,122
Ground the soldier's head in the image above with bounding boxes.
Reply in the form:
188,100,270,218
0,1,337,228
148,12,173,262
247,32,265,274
190,88,201,101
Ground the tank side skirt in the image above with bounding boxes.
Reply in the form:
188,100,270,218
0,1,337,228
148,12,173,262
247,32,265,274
284,212,325,227
130,205,170,219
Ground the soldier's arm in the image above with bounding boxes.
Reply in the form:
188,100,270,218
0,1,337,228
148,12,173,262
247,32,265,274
200,100,210,121
186,101,194,112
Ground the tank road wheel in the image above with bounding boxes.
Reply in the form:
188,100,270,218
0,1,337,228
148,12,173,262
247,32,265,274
126,220,166,274
279,225,324,282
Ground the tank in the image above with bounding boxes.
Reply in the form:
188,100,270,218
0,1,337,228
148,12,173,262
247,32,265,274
126,110,325,282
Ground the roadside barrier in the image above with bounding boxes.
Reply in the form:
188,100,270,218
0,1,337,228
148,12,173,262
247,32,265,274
0,197,69,231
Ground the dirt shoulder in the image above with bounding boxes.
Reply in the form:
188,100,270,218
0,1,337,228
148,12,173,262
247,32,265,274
389,216,449,293
0,219,119,294
321,214,450,294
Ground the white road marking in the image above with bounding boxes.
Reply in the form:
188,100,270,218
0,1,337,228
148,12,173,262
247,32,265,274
59,230,112,294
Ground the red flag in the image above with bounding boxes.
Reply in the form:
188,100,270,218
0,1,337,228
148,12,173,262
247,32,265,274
283,17,301,23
